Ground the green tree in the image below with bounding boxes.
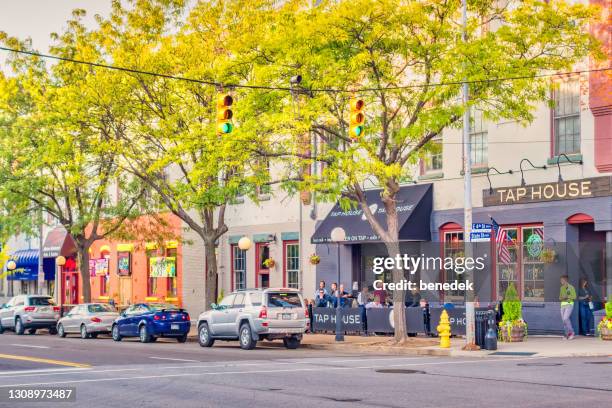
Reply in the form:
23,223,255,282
248,0,600,342
0,13,161,302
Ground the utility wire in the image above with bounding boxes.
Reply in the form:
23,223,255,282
1,46,610,93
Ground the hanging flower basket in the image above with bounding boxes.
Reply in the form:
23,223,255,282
539,248,556,263
309,254,320,265
597,318,612,341
263,258,276,269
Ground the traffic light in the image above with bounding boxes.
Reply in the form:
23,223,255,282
217,93,233,135
349,98,365,140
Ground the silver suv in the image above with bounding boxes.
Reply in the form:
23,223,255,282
0,295,60,335
197,288,308,350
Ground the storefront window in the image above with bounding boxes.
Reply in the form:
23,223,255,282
166,248,178,297
146,249,158,297
284,242,299,289
232,244,246,290
496,225,544,301
100,251,110,296
443,231,465,301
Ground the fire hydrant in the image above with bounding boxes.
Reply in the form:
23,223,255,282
437,310,451,348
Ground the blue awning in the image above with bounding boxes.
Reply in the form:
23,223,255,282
7,249,56,281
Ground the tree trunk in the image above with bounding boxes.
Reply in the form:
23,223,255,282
204,238,218,310
381,191,408,343
76,242,92,303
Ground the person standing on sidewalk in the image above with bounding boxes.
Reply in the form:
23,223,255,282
559,275,576,340
577,277,594,336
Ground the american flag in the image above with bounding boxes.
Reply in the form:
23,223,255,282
491,217,512,264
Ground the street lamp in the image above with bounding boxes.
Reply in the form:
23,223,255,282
330,227,346,342
238,236,252,251
6,260,16,297
55,256,66,312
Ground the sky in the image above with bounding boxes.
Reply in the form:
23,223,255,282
0,1,112,69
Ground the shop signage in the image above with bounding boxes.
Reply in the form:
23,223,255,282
89,258,109,276
117,252,131,276
149,256,176,278
483,176,612,207
311,307,363,332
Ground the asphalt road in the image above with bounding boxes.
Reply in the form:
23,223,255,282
0,330,609,408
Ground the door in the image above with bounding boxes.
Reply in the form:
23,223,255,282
0,296,18,328
225,293,245,336
256,243,271,289
64,306,82,333
62,272,79,305
211,294,235,335
119,277,132,306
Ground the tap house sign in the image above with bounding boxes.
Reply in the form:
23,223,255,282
483,176,612,207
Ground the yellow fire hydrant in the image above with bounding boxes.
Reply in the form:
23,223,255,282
437,309,451,348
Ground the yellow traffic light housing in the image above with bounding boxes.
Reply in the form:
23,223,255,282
217,94,234,135
349,98,365,140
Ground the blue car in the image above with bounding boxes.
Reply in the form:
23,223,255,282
111,303,190,343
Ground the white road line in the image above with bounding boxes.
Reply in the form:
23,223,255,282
8,344,50,349
0,356,550,388
1,356,429,378
149,357,200,362
0,368,90,376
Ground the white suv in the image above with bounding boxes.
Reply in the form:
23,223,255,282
197,288,308,350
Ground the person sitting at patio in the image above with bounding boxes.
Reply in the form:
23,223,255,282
315,289,331,307
314,280,328,299
366,295,384,309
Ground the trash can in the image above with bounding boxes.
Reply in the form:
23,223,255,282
475,310,489,347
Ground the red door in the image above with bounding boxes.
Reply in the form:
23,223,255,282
62,272,79,305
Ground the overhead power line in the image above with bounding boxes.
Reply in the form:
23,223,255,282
1,46,610,93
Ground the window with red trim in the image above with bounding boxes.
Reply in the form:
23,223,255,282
146,248,159,297
166,247,178,297
442,231,465,301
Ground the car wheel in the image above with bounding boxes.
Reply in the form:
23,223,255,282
239,323,256,350
48,327,57,335
15,318,25,335
198,323,215,347
111,324,122,341
80,325,90,339
149,336,157,342
58,324,66,338
283,336,301,349
90,333,98,339
28,328,37,335
139,325,151,343
176,334,188,343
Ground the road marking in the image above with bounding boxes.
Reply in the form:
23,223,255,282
0,368,90,376
0,353,91,369
149,357,200,362
9,344,50,349
0,356,553,388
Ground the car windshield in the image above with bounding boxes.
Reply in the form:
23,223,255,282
29,297,55,306
267,292,301,308
148,303,179,311
88,304,115,313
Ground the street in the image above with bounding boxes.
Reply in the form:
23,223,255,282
0,331,609,408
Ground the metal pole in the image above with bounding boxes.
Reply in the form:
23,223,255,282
37,209,44,295
335,243,344,341
462,0,476,347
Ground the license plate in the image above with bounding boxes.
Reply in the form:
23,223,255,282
39,307,49,312
171,324,179,330
281,313,292,320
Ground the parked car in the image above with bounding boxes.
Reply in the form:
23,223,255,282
111,303,190,343
57,303,119,339
197,288,308,350
0,295,60,335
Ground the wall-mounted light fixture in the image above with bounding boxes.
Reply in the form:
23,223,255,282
486,167,513,194
556,153,583,183
520,159,547,187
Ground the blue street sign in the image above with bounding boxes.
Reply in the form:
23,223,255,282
472,223,492,232
470,232,491,242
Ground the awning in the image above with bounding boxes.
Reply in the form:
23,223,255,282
311,183,433,244
7,249,57,281
43,226,76,258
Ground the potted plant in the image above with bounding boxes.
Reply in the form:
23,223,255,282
263,258,276,268
499,282,527,342
539,248,556,263
309,254,320,265
597,300,612,341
